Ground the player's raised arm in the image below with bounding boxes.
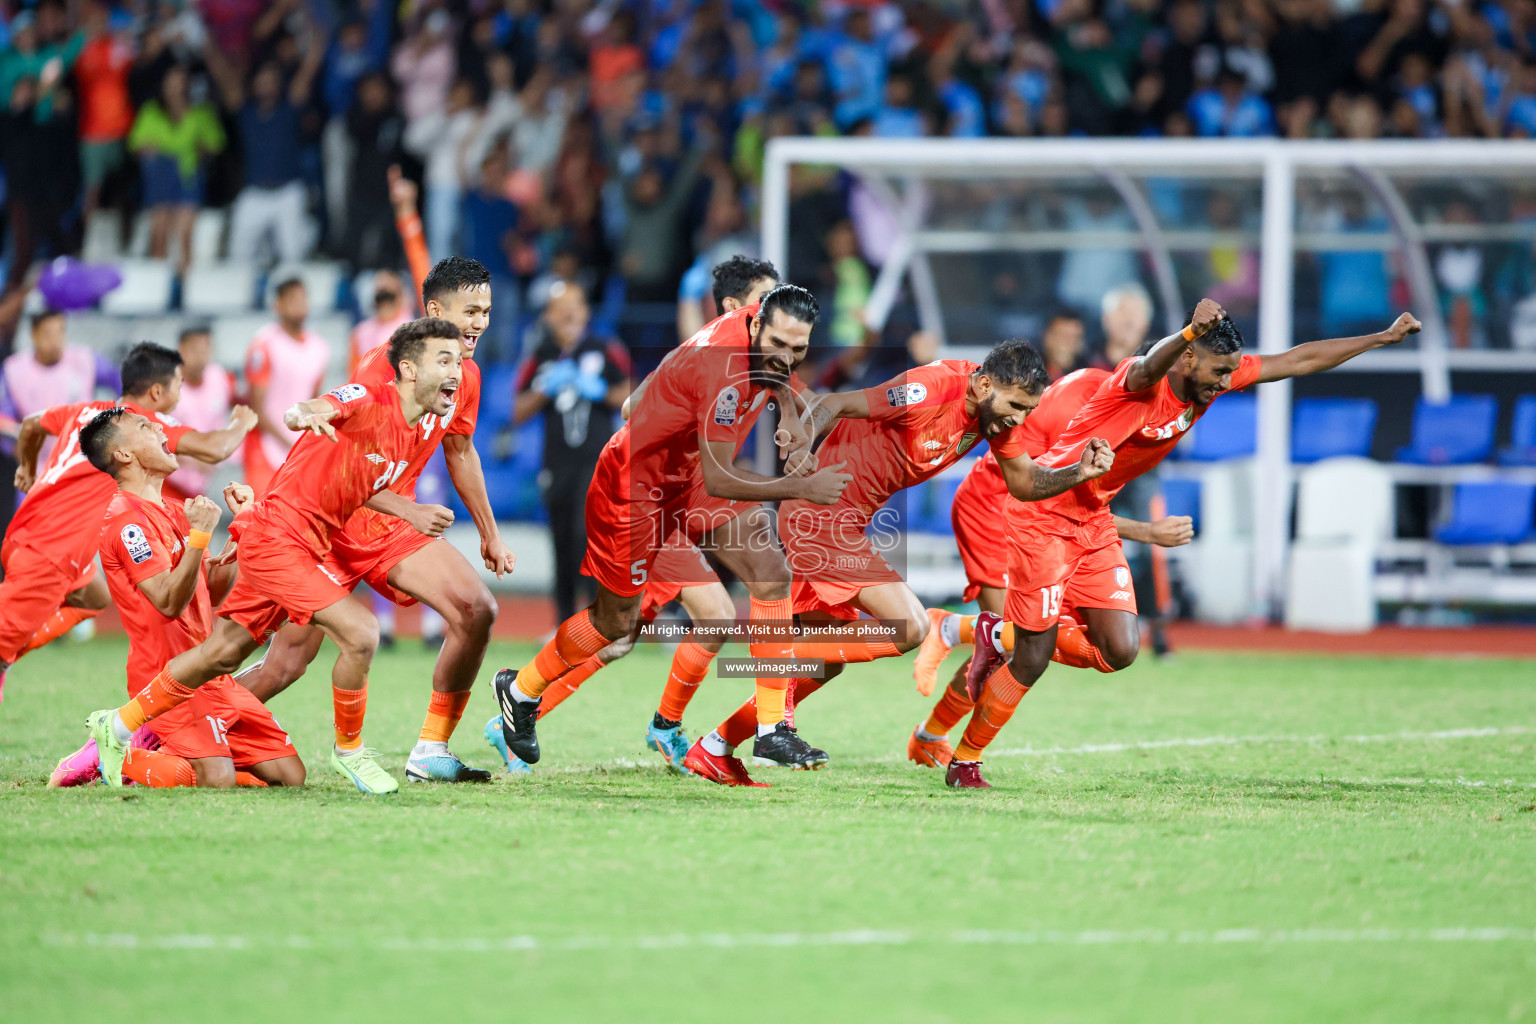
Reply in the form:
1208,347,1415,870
284,397,342,441
1255,312,1421,383
12,412,52,492
175,404,259,462
389,165,432,305
994,438,1115,502
1124,297,1228,392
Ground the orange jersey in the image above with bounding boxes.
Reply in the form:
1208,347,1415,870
603,303,787,503
100,491,215,694
7,401,191,567
1034,355,1262,523
352,341,480,498
236,383,421,560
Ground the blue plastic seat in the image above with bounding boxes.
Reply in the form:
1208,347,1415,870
1292,397,1378,463
1180,393,1256,461
478,364,521,428
1497,395,1536,467
1395,395,1498,465
1160,477,1201,533
1434,480,1536,545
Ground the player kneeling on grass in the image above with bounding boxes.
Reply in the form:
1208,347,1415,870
50,409,303,789
80,318,468,795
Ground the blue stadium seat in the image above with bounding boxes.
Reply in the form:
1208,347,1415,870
1161,477,1201,534
1497,395,1536,467
1394,394,1498,465
478,364,520,428
1434,480,1536,545
1180,393,1256,461
911,478,962,534
1291,397,1378,463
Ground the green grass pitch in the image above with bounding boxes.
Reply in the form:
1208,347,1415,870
1,636,1533,1023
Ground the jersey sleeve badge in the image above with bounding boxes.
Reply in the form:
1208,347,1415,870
714,386,741,425
328,383,368,403
886,382,928,407
121,524,154,564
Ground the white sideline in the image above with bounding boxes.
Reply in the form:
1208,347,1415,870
40,926,1536,954
983,724,1536,760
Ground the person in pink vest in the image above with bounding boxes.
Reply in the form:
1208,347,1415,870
1,309,119,479
241,277,329,495
164,326,235,505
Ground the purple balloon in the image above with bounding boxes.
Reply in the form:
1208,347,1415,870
37,257,123,310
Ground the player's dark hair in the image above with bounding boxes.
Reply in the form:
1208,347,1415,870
1186,306,1245,355
273,276,305,298
711,255,780,309
178,325,211,345
387,317,461,380
31,307,62,330
981,339,1050,395
120,342,184,398
79,407,128,476
757,284,819,327
422,255,492,307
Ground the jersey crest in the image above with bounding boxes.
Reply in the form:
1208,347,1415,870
958,432,979,455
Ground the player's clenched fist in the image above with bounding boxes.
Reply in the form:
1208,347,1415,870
1381,312,1422,345
1148,515,1194,547
184,495,221,534
801,461,853,505
404,502,455,537
222,482,255,516
1187,297,1228,338
228,404,258,434
1078,438,1115,480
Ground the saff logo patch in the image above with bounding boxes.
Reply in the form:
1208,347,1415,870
328,384,367,403
121,524,154,564
714,386,740,425
886,382,928,407
1114,566,1131,588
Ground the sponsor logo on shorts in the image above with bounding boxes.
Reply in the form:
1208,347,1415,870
1114,566,1130,588
328,383,367,404
318,564,342,585
714,386,740,425
1110,590,1133,601
121,524,153,564
886,382,928,407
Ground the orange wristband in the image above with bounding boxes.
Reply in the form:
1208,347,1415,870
1182,324,1197,342
188,530,212,550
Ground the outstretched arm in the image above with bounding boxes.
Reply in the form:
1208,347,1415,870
1124,297,1229,392
1255,313,1421,383
175,405,258,463
802,389,871,444
444,433,515,576
1113,514,1194,546
995,439,1115,502
284,398,342,440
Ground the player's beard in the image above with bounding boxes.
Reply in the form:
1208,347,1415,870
976,394,1009,438
747,343,793,386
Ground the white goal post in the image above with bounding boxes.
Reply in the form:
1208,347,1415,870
760,137,1536,621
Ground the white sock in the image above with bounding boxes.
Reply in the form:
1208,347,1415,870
757,722,782,737
512,683,540,703
111,713,133,745
939,613,961,648
702,730,732,756
412,739,449,757
915,726,946,742
335,744,361,758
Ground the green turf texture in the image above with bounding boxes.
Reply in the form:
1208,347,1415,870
1,636,1533,1023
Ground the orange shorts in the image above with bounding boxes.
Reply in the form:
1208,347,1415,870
1004,504,1136,632
951,473,1008,603
220,518,351,642
0,541,97,662
327,506,438,607
582,462,754,598
639,537,720,620
780,503,902,620
146,678,297,766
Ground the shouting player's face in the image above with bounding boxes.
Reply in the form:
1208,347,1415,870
406,336,465,417
119,413,179,476
747,309,812,383
975,380,1042,438
427,284,493,356
1183,346,1243,406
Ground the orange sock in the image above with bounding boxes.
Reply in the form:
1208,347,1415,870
719,694,759,748
420,689,472,743
785,676,824,729
787,639,901,664
924,685,976,737
659,641,714,721
19,606,100,657
333,682,368,751
235,771,268,787
517,610,608,699
1052,622,1116,673
538,654,604,719
121,748,196,788
953,662,1030,762
120,669,196,733
749,596,794,727
958,615,976,644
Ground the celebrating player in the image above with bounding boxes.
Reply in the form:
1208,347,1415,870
0,344,255,699
943,304,1423,789
52,410,304,788
236,256,514,784
484,255,782,775
82,318,468,795
683,340,1115,785
491,284,852,776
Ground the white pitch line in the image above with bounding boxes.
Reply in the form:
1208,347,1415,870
39,927,1536,954
982,725,1536,760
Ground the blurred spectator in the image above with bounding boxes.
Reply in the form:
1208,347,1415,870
391,9,455,125
1097,283,1155,368
242,278,329,495
342,72,407,270
128,64,225,271
165,326,233,503
1188,66,1276,136
459,144,522,362
406,76,480,260
826,219,872,350
74,2,134,222
1040,311,1086,380
0,5,83,121
514,282,631,622
1204,190,1261,316
348,269,410,378
615,142,707,303
1057,195,1139,315
0,309,117,472
1,61,79,293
